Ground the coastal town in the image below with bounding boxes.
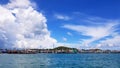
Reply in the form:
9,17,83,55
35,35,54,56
0,46,120,54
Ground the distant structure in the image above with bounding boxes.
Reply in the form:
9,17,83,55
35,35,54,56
0,46,120,54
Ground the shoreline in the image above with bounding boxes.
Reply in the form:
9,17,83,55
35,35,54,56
0,46,120,54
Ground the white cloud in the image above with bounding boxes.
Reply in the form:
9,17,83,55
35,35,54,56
67,32,73,36
97,35,120,48
62,37,67,42
54,14,70,20
63,22,119,47
0,0,57,49
6,0,31,8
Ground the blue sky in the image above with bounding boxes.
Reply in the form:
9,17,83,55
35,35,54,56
33,0,120,49
0,0,120,49
35,0,120,18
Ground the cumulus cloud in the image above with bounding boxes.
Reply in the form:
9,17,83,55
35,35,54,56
54,14,71,20
0,0,57,49
6,0,31,8
62,22,119,48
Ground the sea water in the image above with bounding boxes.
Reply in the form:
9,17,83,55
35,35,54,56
0,54,120,68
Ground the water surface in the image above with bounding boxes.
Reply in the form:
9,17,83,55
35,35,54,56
0,54,120,68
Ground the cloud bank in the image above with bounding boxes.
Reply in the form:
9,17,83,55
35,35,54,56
0,0,57,49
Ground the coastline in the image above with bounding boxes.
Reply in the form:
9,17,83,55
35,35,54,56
0,46,120,54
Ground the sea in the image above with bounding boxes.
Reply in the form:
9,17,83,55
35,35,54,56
0,54,120,68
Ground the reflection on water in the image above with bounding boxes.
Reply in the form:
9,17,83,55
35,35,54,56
0,54,120,68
